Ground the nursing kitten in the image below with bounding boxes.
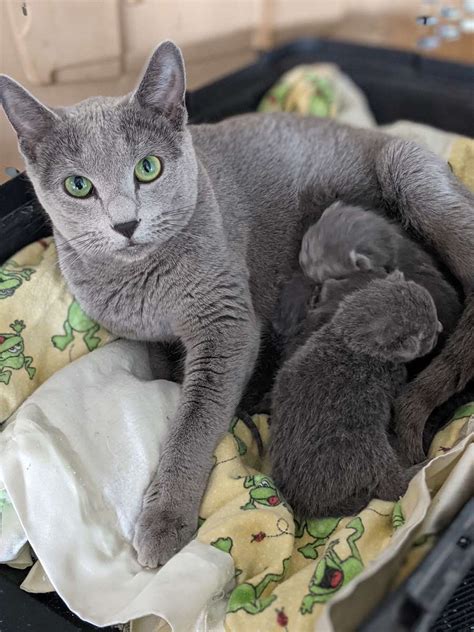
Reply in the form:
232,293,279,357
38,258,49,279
1,41,473,566
300,201,462,337
299,201,399,281
272,270,387,361
298,201,469,463
270,274,439,518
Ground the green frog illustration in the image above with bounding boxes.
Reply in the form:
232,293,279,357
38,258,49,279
240,474,287,511
300,517,365,613
0,489,11,511
0,261,35,299
227,557,290,615
51,300,101,352
392,501,405,530
211,536,242,578
0,320,36,385
296,517,342,559
229,417,248,456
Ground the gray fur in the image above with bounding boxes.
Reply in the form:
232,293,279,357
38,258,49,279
1,41,473,566
299,202,399,281
272,270,387,361
300,201,461,337
269,275,439,518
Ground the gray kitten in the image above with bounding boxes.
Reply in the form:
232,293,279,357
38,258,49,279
300,201,462,338
299,201,399,281
270,274,440,518
1,41,473,567
272,270,387,361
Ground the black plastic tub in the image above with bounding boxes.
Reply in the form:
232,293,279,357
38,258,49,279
1,38,473,631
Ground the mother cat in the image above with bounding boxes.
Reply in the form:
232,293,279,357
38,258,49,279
1,42,473,568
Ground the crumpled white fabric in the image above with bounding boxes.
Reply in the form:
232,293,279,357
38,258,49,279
0,340,234,631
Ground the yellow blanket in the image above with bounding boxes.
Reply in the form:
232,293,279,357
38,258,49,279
0,239,115,422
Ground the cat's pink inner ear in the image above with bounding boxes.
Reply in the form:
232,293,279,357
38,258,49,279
132,40,187,126
0,75,57,146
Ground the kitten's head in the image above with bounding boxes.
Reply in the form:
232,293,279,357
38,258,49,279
299,201,397,283
331,271,442,362
0,41,197,261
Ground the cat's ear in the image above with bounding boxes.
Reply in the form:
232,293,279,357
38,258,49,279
0,75,58,157
133,41,187,128
350,249,372,271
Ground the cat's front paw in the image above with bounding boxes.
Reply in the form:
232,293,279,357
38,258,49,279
133,502,197,568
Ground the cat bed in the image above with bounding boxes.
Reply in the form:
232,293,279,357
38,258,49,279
1,60,474,631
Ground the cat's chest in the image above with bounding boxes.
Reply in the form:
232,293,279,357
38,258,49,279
68,265,176,342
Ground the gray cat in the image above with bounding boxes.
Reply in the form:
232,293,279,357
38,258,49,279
300,201,462,338
1,41,473,567
270,274,439,518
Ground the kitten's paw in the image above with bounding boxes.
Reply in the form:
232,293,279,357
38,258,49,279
133,504,196,568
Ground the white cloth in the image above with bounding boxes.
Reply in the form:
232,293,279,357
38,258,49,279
0,340,234,631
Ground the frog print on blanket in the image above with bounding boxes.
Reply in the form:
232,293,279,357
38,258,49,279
240,474,288,511
0,260,35,299
392,501,405,530
300,517,365,613
229,417,248,456
0,489,11,511
51,300,101,352
296,517,342,559
211,536,242,578
227,558,290,615
0,320,36,385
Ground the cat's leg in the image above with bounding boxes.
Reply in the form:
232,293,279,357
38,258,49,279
395,294,474,463
133,315,260,567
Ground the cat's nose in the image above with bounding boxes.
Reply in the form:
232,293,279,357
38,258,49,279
113,220,139,239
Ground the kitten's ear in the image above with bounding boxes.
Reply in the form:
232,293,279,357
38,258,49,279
350,249,372,271
133,41,187,128
386,270,405,282
0,75,58,156
388,333,423,363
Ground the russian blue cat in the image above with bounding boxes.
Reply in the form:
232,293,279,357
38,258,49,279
1,41,473,566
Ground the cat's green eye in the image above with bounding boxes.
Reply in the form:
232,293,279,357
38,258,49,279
64,175,93,198
134,156,162,183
